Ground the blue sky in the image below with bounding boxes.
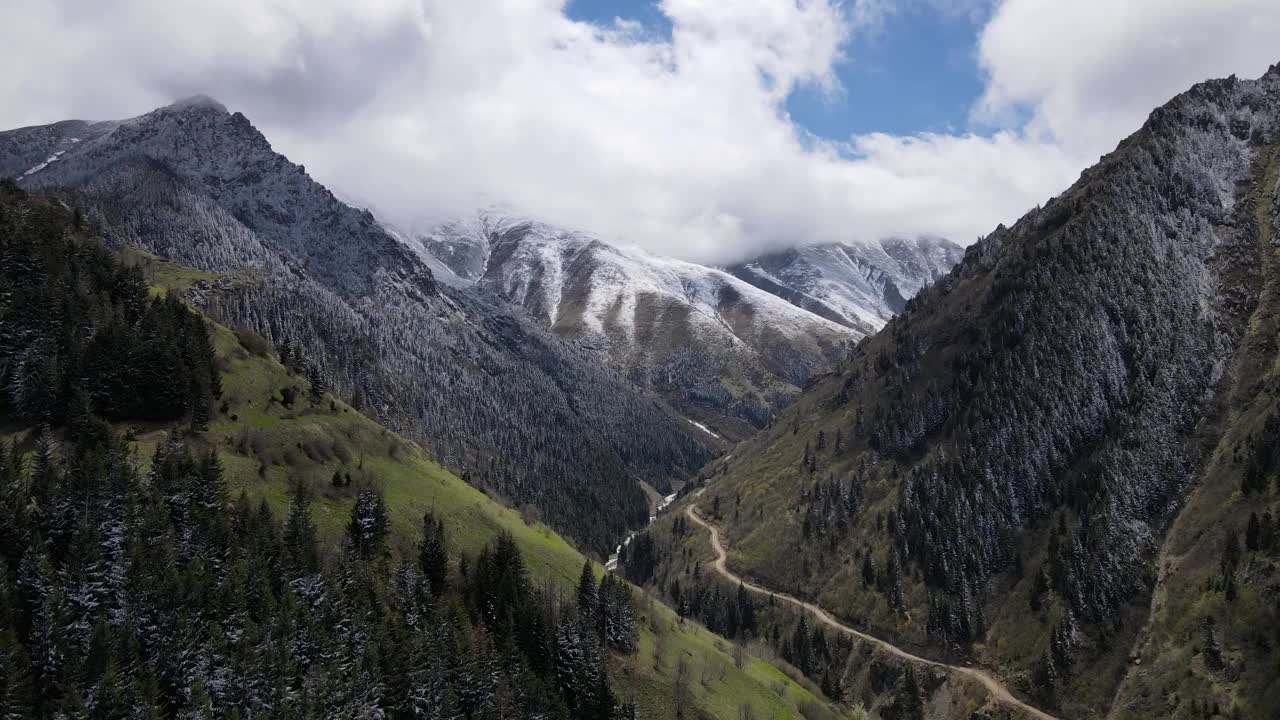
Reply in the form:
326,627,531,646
13,0,1275,262
567,0,991,140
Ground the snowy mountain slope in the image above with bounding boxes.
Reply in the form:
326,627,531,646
0,98,714,554
407,212,860,439
2,96,435,300
726,237,966,334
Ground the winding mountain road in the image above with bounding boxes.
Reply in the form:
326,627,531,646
684,499,1060,720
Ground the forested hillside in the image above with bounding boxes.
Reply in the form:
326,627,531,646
644,65,1280,720
0,178,218,428
0,184,840,719
0,98,715,556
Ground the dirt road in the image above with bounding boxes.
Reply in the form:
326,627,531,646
685,500,1060,720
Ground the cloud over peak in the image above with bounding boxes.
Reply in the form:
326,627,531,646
1,0,1278,263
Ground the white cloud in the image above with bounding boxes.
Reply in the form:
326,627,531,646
976,0,1280,155
0,0,1277,263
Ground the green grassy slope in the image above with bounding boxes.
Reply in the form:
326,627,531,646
78,249,844,720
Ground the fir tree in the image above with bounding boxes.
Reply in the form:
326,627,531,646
418,510,450,597
283,480,319,575
346,490,390,561
577,561,599,630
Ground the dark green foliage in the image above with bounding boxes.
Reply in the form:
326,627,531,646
779,612,850,689
575,565,636,655
619,531,657,586
577,562,599,628
282,479,319,576
1221,530,1241,602
234,327,272,357
0,184,218,427
418,510,449,597
896,667,924,720
0,421,638,718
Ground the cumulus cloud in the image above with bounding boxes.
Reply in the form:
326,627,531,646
0,0,1278,263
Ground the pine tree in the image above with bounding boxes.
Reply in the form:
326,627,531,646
577,561,599,631
1221,531,1241,602
736,582,756,636
598,573,637,653
283,480,319,575
418,511,450,597
886,552,905,609
346,490,390,560
305,360,327,402
0,189,645,717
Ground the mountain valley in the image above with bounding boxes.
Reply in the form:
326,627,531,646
2,41,1280,720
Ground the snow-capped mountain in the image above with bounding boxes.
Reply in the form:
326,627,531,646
403,212,963,439
726,237,966,335
405,212,859,439
0,97,715,554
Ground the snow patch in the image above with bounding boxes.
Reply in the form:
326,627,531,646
686,419,721,439
20,150,66,179
731,238,964,332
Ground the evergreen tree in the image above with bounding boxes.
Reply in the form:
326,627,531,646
1221,531,1241,602
346,490,390,560
577,561,599,630
283,480,319,575
598,573,637,653
418,510,450,597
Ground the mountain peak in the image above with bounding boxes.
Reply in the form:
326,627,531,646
164,94,228,114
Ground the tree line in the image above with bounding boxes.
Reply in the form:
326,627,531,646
0,181,642,718
0,179,220,430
